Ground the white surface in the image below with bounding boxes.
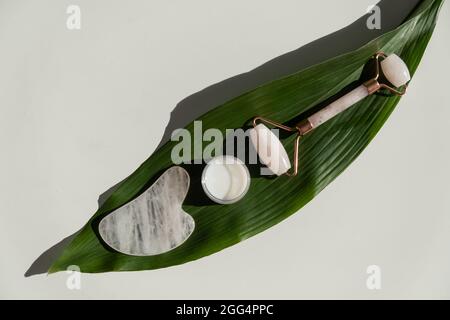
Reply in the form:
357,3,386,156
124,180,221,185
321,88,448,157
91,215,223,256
250,124,292,176
0,0,449,299
202,155,250,204
308,85,369,128
381,54,411,87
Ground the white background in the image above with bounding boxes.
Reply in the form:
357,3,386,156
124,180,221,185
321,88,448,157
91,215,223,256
1,0,449,299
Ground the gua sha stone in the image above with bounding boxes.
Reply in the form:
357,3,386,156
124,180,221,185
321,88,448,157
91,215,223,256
98,166,194,256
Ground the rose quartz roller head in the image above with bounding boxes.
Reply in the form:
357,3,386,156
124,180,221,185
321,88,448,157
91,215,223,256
250,52,411,176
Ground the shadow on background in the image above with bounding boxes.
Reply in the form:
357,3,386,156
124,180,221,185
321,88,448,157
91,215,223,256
25,0,420,277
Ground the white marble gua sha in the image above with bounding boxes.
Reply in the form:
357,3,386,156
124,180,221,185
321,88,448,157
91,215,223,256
98,166,194,256
250,52,411,176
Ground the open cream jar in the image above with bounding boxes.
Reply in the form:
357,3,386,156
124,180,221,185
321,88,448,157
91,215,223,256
201,155,250,204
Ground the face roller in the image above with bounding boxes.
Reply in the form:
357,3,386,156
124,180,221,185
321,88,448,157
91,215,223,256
250,52,411,176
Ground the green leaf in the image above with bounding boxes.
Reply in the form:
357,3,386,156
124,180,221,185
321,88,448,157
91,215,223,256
49,0,445,273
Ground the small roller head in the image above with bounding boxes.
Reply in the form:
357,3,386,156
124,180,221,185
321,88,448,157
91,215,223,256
380,54,411,87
